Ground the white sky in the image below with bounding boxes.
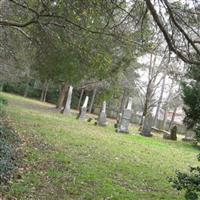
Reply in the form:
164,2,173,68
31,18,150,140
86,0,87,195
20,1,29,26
136,54,183,100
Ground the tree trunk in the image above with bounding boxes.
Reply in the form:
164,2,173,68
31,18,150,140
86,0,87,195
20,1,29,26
140,102,148,127
160,80,175,130
0,82,4,92
167,84,181,130
140,81,153,128
40,82,46,102
43,81,50,102
168,107,178,130
77,88,84,110
161,108,168,130
154,75,166,127
56,85,62,108
24,80,30,97
88,88,97,113
56,82,68,109
119,88,128,114
139,115,144,131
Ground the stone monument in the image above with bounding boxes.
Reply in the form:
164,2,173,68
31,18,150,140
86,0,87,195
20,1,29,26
97,101,108,126
63,86,73,115
163,125,177,140
117,97,133,133
77,96,89,120
140,113,153,137
182,130,196,143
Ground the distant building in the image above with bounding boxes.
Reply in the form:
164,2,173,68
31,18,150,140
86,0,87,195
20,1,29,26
151,107,185,124
166,107,185,124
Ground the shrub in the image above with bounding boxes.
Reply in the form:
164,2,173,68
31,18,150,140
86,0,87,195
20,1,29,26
0,96,20,184
170,154,200,200
0,96,7,106
0,139,15,183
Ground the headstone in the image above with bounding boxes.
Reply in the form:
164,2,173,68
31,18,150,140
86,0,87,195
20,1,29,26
117,97,133,133
97,101,107,126
182,130,196,143
163,125,177,140
77,96,89,120
163,131,172,139
170,125,177,140
140,113,153,137
63,86,73,115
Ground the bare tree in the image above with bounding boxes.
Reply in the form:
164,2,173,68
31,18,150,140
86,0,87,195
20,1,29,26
144,0,200,65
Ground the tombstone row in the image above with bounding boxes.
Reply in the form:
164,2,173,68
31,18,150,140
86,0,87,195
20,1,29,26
63,86,135,133
62,86,183,140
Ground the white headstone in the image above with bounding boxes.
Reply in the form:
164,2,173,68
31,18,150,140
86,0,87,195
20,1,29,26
97,101,107,126
77,96,89,120
82,96,89,108
116,97,133,133
64,86,73,115
126,97,133,110
102,101,106,113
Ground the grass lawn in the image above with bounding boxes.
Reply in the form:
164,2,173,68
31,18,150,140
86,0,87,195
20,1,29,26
0,92,199,200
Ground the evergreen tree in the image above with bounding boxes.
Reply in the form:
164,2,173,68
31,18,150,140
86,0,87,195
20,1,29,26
171,64,200,200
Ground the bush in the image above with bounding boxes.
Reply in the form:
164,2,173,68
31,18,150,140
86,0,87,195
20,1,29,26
0,97,20,184
170,154,200,200
0,96,7,105
3,81,59,104
0,139,15,183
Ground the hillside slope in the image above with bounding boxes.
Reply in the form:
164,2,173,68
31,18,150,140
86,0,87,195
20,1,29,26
0,92,198,200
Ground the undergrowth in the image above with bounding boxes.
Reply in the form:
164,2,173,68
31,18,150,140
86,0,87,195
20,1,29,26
0,95,21,184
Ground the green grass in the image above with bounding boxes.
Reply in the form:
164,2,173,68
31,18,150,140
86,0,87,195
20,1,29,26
0,92,199,200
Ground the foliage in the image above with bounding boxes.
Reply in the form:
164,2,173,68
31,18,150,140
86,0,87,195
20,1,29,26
170,154,200,200
182,81,200,142
182,64,200,142
0,96,7,109
3,81,59,104
0,0,149,102
170,64,200,199
0,137,15,184
0,96,20,184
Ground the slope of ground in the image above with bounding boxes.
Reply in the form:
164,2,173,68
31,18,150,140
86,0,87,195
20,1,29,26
0,92,199,200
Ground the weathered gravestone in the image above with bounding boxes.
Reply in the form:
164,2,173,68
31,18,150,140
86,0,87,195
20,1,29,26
77,96,89,120
163,125,177,140
63,86,73,115
140,113,153,137
97,101,108,126
170,125,177,140
182,130,196,143
116,97,133,133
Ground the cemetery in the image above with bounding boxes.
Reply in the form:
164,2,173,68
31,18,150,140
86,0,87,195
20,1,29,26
0,91,199,200
1,1,200,200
